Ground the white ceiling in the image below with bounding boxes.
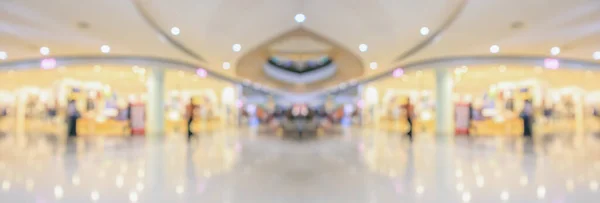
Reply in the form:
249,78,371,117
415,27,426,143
1,0,600,91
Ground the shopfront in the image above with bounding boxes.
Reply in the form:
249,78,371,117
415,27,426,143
0,64,237,136
366,64,600,136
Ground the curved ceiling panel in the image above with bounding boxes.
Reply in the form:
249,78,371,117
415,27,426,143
1,0,600,95
235,28,363,92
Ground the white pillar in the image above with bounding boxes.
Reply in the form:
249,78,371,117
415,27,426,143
436,68,454,136
146,66,165,137
236,85,243,127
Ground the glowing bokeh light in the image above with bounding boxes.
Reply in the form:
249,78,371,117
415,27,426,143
393,68,404,78
41,58,57,70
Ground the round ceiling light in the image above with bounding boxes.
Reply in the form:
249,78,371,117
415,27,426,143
369,62,378,70
593,51,600,60
91,191,100,201
171,27,180,36
0,51,6,60
550,47,561,56
294,14,306,23
100,45,110,53
359,44,368,52
420,27,430,36
232,44,242,52
490,45,500,53
40,47,50,56
222,62,231,70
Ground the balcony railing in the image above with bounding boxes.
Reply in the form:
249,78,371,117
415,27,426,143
264,58,336,84
267,57,333,74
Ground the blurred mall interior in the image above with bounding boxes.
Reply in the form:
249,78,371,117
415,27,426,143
0,0,599,202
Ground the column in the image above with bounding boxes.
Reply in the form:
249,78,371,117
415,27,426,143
236,85,243,127
357,85,364,126
435,67,454,136
145,66,165,137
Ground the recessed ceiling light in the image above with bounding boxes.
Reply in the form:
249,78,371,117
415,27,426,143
91,191,100,201
537,186,546,199
294,13,306,23
462,192,471,202
54,185,64,199
232,44,242,52
100,45,110,53
40,47,50,55
176,185,185,195
171,27,180,36
550,47,560,56
222,62,231,70
490,45,500,53
359,44,368,52
420,27,430,36
593,51,600,60
0,51,6,60
129,192,138,202
1,181,10,191
369,62,377,70
500,191,510,201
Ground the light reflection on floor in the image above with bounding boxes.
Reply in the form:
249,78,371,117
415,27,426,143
0,129,599,202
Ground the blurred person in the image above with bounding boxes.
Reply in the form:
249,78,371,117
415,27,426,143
467,102,475,136
0,106,6,117
543,104,554,124
47,104,57,121
0,106,7,125
594,107,600,131
521,100,534,137
403,98,415,140
186,98,198,139
66,99,80,137
126,103,133,135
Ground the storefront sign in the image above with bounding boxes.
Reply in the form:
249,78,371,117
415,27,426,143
455,103,470,135
130,103,145,135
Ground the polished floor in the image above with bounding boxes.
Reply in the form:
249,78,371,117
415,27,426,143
0,129,599,202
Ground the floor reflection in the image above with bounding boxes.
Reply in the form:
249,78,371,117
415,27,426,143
0,130,598,202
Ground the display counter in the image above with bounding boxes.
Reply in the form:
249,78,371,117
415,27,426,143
78,119,129,136
470,118,521,136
